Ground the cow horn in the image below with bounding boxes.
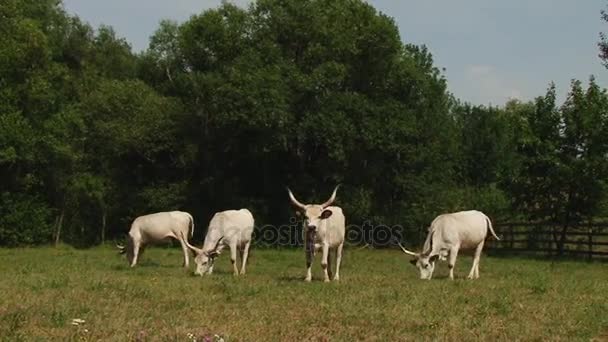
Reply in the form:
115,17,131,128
116,244,127,254
205,236,224,258
212,236,224,252
115,243,126,254
180,231,203,255
320,185,340,208
287,187,306,210
396,241,419,257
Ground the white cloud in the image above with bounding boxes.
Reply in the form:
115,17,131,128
462,64,526,105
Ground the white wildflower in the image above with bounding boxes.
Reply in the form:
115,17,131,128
71,318,85,326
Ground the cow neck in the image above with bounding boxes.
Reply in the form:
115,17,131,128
202,235,223,253
422,231,434,256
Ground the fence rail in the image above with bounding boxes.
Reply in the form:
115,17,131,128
487,222,608,259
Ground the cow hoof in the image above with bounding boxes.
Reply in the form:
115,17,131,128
333,276,340,282
304,277,312,282
324,278,330,283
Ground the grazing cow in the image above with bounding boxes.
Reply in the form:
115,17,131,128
288,186,345,282
397,210,499,280
182,209,254,276
116,211,194,268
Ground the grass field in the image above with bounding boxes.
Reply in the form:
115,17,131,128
0,246,606,341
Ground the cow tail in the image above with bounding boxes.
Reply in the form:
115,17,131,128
188,213,195,238
486,217,500,240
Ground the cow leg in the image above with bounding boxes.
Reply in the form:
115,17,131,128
131,241,141,267
230,243,239,276
305,248,314,282
240,241,251,275
469,240,485,279
326,248,333,280
238,246,243,271
333,242,344,281
447,246,460,280
179,238,190,268
321,243,330,282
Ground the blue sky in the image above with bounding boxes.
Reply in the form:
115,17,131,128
62,0,608,106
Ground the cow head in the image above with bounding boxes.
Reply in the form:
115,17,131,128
396,242,439,280
116,238,135,265
287,186,339,232
181,232,224,276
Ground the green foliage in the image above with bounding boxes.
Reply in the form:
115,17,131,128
138,0,460,231
1,0,608,246
0,192,52,246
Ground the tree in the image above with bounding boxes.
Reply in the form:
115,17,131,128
600,3,608,68
141,0,459,233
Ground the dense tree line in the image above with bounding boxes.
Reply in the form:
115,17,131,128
2,0,608,249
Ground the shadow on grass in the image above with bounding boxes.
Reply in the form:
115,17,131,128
109,261,188,271
486,251,607,263
184,268,237,278
277,275,304,282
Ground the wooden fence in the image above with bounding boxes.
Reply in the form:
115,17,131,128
487,222,608,260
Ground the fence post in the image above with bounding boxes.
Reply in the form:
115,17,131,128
588,222,593,261
509,223,514,250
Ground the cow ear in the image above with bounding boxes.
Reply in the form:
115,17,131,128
206,251,220,258
320,209,333,219
409,259,417,266
429,254,439,263
295,211,302,217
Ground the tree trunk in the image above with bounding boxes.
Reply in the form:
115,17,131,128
101,210,107,245
54,207,65,247
557,212,570,257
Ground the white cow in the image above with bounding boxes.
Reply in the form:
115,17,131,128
398,210,499,280
183,209,254,276
288,186,345,282
116,211,194,268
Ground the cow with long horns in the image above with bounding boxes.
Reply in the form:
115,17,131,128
182,209,254,276
288,186,345,282
397,210,500,280
116,211,194,268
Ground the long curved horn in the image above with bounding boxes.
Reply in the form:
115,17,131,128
116,243,126,254
180,231,203,255
320,185,340,208
287,187,306,210
211,236,224,252
396,241,419,257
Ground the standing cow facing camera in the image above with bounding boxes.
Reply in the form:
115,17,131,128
116,211,194,268
183,209,254,277
288,186,345,282
397,210,500,280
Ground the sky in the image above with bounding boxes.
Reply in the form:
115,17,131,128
61,0,608,106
